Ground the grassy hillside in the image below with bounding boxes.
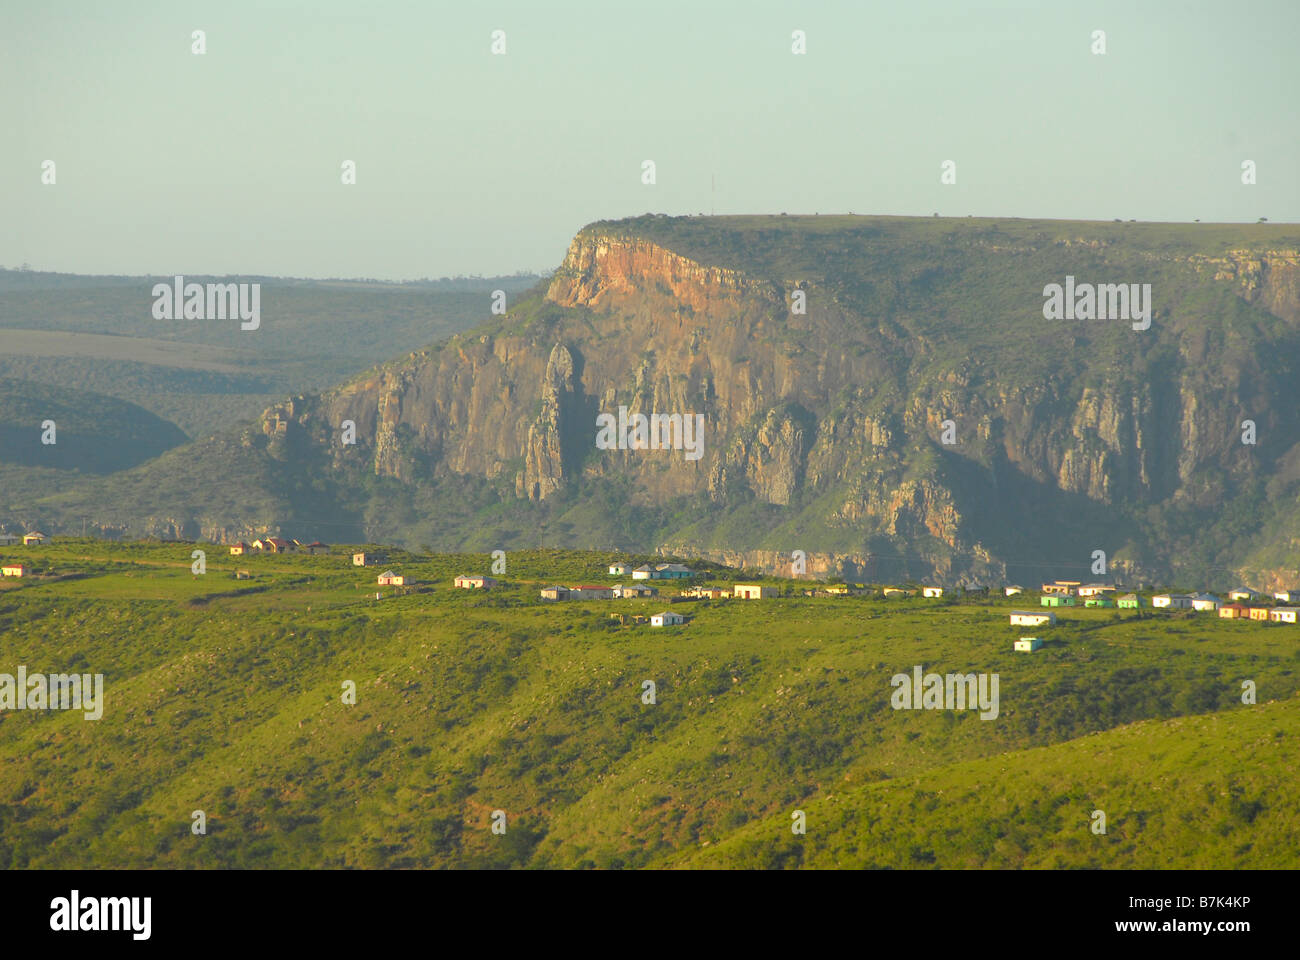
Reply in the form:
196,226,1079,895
671,702,1300,869
1,539,1295,869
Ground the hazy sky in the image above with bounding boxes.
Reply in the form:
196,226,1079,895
4,0,1297,280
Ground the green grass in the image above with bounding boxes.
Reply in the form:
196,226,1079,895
1,539,1296,869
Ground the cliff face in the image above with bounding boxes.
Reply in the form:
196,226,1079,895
247,217,1300,584
1182,249,1300,321
293,231,901,514
519,344,575,501
46,215,1293,585
546,234,761,314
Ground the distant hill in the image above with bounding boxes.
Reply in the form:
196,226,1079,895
0,272,542,437
0,379,188,474
6,215,1300,587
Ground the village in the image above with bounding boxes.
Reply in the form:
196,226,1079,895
2,532,1298,650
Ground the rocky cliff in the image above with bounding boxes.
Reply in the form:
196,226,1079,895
22,215,1300,587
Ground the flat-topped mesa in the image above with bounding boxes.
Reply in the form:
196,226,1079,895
545,232,760,313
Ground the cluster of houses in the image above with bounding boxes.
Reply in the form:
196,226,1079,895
539,579,691,627
608,562,696,580
0,531,50,578
528,560,786,627
0,531,46,547
683,585,734,599
541,580,777,603
801,584,868,598
1006,581,1300,653
1027,580,1299,623
230,538,330,555
542,583,657,600
1009,609,1055,653
607,611,690,627
674,583,777,599
366,572,497,593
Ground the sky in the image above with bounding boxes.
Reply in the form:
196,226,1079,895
3,0,1297,280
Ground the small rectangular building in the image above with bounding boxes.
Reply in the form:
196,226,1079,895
1190,593,1220,612
1041,581,1079,596
1041,595,1075,607
1274,590,1299,604
614,583,658,598
540,586,570,601
377,571,407,586
1152,594,1193,609
23,532,46,546
1085,596,1115,608
569,585,614,600
454,575,497,589
353,552,387,566
1077,584,1116,598
654,563,695,579
1014,637,1043,652
1011,611,1055,626
608,563,629,576
1004,585,1024,597
1218,604,1247,619
681,586,726,599
1228,588,1260,601
1117,593,1142,608
921,586,945,598
1269,607,1299,624
650,611,686,627
2,563,29,578
733,584,776,600
1248,606,1272,621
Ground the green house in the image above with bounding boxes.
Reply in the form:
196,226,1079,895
1085,597,1115,608
1117,593,1142,608
1041,595,1076,607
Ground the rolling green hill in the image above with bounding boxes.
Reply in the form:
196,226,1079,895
671,702,1300,869
0,540,1295,869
